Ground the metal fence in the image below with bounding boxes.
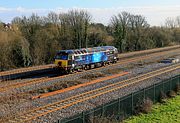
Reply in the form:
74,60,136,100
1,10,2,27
58,74,180,123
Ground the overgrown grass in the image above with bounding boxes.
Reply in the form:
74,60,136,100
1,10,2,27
31,80,82,94
103,68,122,74
124,95,180,123
81,72,105,80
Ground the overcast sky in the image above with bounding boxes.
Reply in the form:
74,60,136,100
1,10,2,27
0,0,180,26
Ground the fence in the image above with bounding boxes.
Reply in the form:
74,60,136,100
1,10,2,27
58,74,180,123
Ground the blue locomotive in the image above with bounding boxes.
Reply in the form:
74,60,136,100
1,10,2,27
54,46,118,73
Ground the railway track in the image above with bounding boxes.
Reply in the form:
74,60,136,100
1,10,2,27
0,45,179,79
9,63,180,123
1,48,180,93
118,45,180,59
0,78,47,92
0,64,56,80
31,72,129,99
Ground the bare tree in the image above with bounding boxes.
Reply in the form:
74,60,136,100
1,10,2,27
46,12,59,24
165,17,176,28
59,10,91,49
129,14,149,50
110,11,130,52
176,16,180,27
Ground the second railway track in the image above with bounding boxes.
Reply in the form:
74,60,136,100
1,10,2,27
9,63,180,123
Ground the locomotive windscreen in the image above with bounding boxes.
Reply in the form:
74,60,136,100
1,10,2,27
55,52,68,60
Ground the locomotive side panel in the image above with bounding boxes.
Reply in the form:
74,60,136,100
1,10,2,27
74,52,108,66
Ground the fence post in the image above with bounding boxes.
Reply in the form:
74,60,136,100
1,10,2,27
153,83,155,102
82,112,85,123
170,75,172,90
118,97,120,116
163,80,164,92
102,104,105,117
143,88,146,99
131,93,133,115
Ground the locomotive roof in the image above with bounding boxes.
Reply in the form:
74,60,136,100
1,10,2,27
57,46,116,54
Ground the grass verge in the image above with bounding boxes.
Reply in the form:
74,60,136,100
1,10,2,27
124,94,180,123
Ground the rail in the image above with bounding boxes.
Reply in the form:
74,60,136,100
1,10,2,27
0,64,56,77
118,45,180,58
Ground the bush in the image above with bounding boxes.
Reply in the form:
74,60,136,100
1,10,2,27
174,84,180,94
159,91,167,103
134,98,153,115
167,90,177,98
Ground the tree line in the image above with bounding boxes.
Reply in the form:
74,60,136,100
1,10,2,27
0,10,179,71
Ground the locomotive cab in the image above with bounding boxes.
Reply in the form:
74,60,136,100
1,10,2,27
54,51,74,71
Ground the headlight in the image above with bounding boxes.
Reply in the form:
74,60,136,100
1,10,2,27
72,64,75,67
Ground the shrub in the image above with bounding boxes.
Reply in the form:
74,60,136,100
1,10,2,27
174,84,180,94
134,98,153,115
167,90,177,98
159,91,167,103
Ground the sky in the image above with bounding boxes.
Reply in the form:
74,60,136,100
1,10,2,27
0,0,180,26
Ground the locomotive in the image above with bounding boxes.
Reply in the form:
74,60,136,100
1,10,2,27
54,46,118,73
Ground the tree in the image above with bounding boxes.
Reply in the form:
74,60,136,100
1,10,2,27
60,10,91,48
149,27,173,47
59,13,74,49
110,11,130,52
0,26,31,70
176,16,180,27
110,12,150,52
33,26,60,65
12,14,45,64
164,16,180,44
129,14,150,50
165,17,176,28
46,12,59,24
87,23,111,47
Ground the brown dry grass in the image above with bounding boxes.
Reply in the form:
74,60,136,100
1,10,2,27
103,68,122,74
31,80,82,94
168,90,177,98
0,93,31,104
81,72,105,80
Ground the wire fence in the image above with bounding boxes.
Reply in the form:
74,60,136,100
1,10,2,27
57,74,180,123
